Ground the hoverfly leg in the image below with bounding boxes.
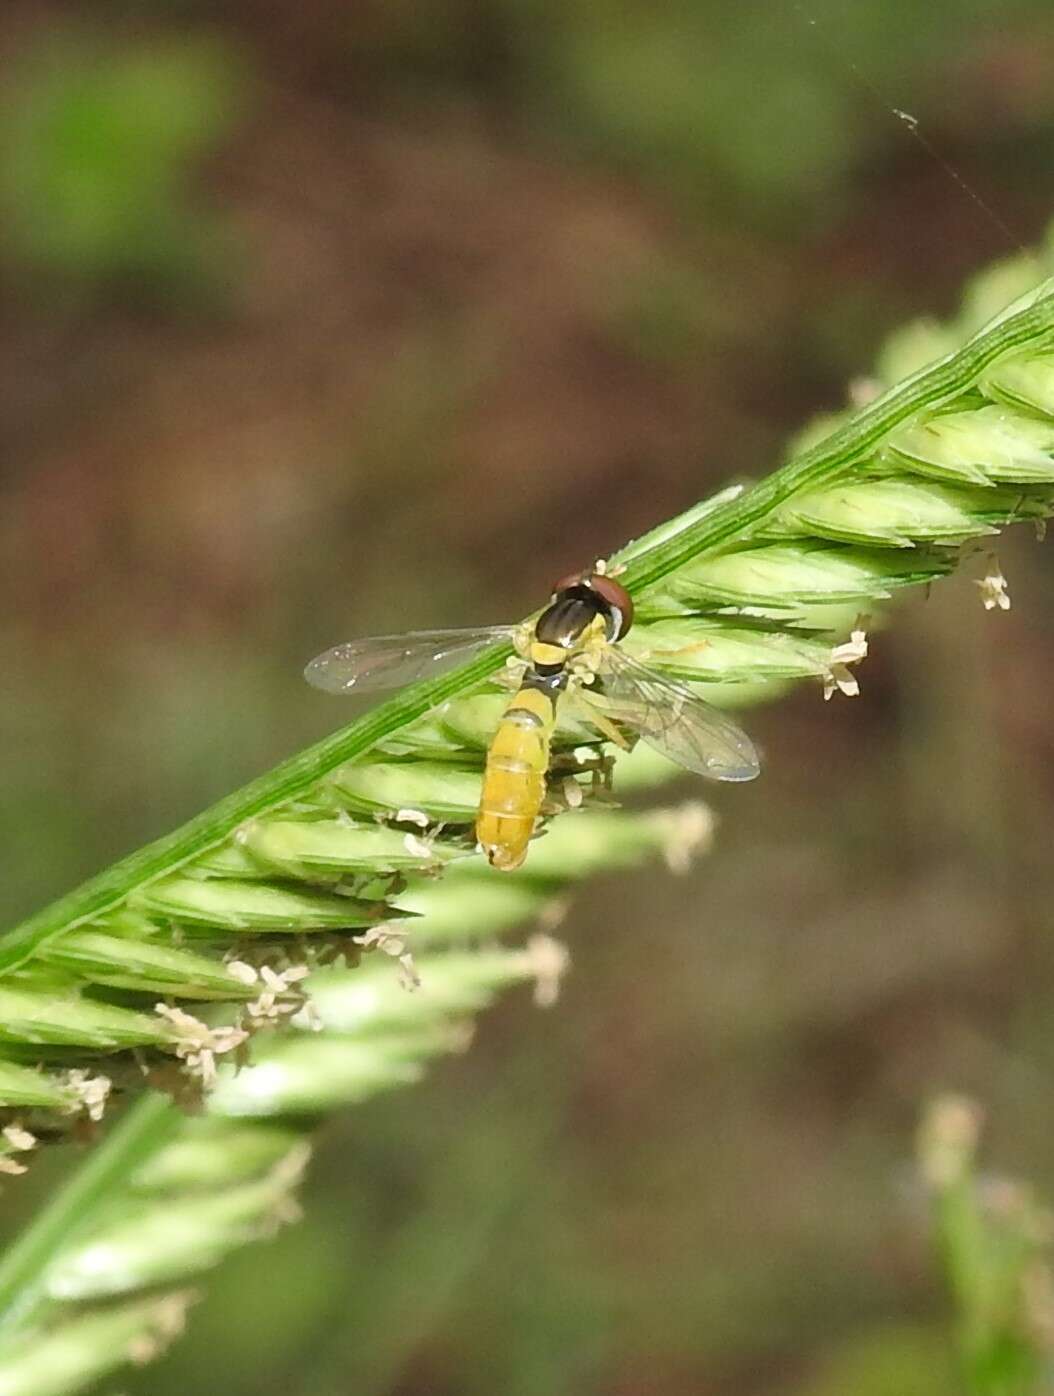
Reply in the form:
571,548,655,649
587,706,632,750
561,776,584,810
585,751,617,804
597,751,616,795
562,680,632,752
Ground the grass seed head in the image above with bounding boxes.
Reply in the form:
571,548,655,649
823,626,869,701
64,1069,112,1121
523,933,571,1008
976,559,1012,610
126,1292,195,1366
155,1004,250,1085
918,1094,984,1189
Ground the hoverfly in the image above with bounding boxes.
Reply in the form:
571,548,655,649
305,568,760,871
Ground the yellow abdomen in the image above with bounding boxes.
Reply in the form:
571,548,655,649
476,687,555,871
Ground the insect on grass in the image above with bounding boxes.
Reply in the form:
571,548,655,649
305,563,760,870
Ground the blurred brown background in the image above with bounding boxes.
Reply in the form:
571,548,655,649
3,2,1054,1392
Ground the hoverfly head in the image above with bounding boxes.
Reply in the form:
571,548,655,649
548,569,633,643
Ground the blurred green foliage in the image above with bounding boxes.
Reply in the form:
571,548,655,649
798,1325,958,1396
518,2,858,216
920,1096,1054,1395
0,32,245,294
545,0,1054,219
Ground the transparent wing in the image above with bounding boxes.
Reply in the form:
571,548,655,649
304,626,516,695
587,647,761,781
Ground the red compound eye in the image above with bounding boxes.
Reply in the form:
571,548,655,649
588,573,634,639
549,568,633,638
550,569,586,596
